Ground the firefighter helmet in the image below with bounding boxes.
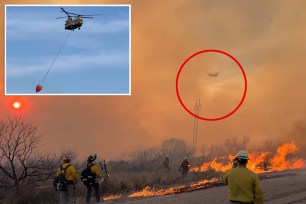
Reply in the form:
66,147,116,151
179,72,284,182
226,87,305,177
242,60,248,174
63,156,71,163
87,154,97,163
235,150,249,160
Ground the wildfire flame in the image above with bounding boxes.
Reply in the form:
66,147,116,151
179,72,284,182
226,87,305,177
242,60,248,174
192,143,305,174
128,178,218,198
103,142,305,202
103,178,219,201
103,194,122,201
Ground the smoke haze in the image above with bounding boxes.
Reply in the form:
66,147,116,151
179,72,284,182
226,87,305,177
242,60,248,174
1,0,306,159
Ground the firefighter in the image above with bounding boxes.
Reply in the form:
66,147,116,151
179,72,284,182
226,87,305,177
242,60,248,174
223,150,264,204
163,155,170,171
179,157,190,176
232,157,238,168
56,157,78,204
85,154,102,204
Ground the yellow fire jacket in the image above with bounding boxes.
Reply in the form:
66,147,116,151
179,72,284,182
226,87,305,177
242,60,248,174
56,162,78,182
223,166,264,204
88,162,102,179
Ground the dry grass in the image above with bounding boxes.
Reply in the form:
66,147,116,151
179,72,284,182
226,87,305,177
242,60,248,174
4,137,304,203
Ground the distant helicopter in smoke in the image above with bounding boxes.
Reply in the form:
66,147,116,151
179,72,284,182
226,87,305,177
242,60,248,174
208,71,222,77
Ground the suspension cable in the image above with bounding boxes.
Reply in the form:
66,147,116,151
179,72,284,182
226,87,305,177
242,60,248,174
38,30,72,86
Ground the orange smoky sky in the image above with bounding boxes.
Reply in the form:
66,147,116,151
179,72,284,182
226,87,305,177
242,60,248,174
1,0,306,160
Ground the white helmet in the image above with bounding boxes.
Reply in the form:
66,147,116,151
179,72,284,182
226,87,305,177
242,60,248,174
63,157,71,163
235,150,249,160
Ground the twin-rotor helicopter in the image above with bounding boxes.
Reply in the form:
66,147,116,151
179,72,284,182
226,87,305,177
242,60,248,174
35,7,103,93
208,71,222,77
56,7,103,31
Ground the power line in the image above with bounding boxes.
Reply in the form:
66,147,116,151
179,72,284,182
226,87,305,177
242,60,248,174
192,99,201,154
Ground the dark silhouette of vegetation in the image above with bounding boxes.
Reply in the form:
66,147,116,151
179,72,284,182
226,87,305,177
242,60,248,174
0,117,56,192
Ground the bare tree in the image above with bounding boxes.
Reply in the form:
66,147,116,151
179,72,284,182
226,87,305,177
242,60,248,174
223,136,250,155
129,146,159,163
56,149,80,172
207,143,225,158
199,144,208,160
160,138,193,162
25,154,58,185
58,149,79,163
0,117,55,191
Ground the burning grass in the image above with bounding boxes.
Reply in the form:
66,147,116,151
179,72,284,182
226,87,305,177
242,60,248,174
102,142,305,202
128,178,219,198
192,142,305,174
103,177,221,201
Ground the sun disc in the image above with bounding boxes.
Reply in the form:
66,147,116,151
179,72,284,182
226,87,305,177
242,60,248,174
13,102,21,109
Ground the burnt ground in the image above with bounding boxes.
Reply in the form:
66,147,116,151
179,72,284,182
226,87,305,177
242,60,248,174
99,169,306,204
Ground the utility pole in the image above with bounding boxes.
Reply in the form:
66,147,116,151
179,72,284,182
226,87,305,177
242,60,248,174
192,99,201,154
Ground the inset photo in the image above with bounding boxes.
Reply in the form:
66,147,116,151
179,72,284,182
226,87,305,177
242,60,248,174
5,5,131,95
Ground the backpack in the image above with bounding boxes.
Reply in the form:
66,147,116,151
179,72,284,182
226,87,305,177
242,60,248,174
81,164,96,186
53,164,71,191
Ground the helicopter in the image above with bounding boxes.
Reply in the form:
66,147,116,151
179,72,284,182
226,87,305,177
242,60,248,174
56,7,103,31
208,71,222,77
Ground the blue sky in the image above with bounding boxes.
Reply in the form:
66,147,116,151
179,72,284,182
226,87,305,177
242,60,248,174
5,5,130,95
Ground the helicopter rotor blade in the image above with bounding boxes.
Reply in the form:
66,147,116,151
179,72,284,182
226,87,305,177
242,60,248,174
56,16,68,19
81,14,103,17
66,11,80,16
59,7,103,18
70,13,103,17
60,7,70,16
